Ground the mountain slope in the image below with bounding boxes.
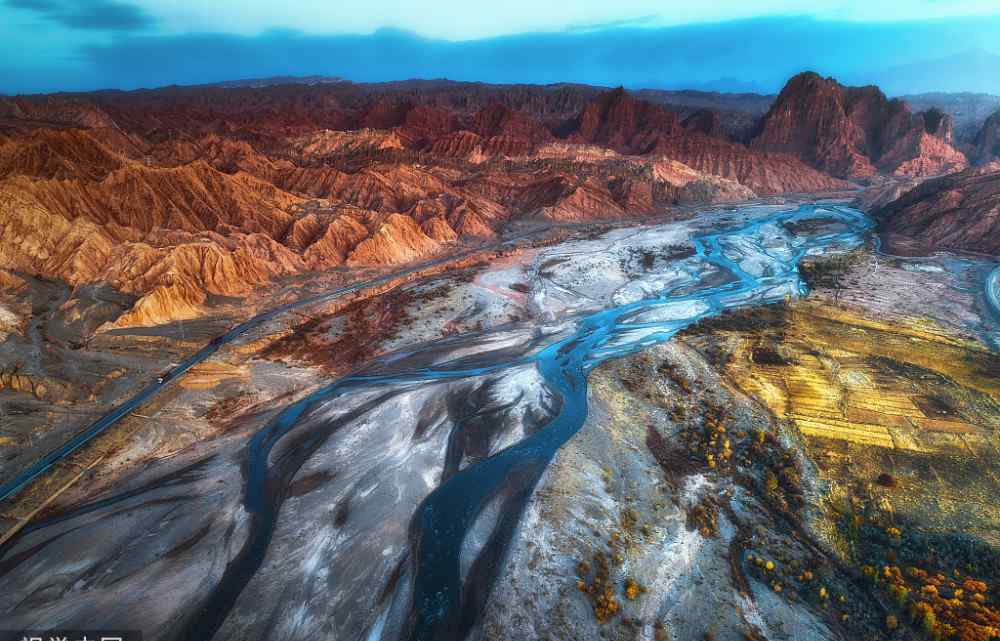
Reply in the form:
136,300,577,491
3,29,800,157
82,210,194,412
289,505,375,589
874,162,1000,255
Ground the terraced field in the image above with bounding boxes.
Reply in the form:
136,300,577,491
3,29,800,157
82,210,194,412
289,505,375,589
719,303,999,454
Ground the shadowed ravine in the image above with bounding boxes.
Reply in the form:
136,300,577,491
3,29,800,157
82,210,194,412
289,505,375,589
0,204,874,641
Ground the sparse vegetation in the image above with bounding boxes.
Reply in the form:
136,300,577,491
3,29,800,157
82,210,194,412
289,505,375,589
841,498,1000,641
688,498,719,538
798,250,865,291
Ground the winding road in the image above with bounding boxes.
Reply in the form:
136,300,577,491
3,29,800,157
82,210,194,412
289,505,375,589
0,230,547,504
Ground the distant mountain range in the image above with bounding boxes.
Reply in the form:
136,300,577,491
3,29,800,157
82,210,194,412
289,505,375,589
145,72,1000,147
11,16,999,96
205,75,349,89
22,68,1000,151
902,89,1000,144
872,50,1000,97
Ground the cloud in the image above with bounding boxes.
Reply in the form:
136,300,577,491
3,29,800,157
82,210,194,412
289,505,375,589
870,49,1000,95
1,14,996,94
565,14,661,33
4,0,155,31
71,15,1000,94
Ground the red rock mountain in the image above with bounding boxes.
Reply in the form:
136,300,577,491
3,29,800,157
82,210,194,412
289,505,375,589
0,78,854,328
752,72,968,180
873,162,1000,255
681,109,727,139
568,87,684,153
558,88,843,194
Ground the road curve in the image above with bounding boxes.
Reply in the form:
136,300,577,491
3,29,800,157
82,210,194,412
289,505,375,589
0,232,542,504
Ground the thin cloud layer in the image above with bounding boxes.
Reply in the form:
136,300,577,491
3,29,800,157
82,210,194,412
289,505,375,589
1,9,999,94
73,16,1000,95
4,0,154,31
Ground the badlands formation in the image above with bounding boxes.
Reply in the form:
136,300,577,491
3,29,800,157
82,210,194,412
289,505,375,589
0,72,998,641
2,72,984,331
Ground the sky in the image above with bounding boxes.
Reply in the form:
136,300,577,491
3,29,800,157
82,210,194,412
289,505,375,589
2,0,1000,95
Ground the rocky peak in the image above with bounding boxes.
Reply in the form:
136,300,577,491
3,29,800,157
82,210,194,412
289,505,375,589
750,72,874,178
360,98,414,130
921,107,954,144
399,104,457,148
752,72,967,179
469,103,552,142
570,87,683,154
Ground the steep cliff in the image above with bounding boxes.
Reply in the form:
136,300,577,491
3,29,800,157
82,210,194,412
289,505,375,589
752,72,968,179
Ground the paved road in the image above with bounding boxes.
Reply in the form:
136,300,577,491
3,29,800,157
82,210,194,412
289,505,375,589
0,233,539,503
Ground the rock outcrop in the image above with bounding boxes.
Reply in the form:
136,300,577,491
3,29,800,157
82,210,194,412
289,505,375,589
752,72,968,179
650,133,847,194
0,128,127,180
852,178,923,212
0,300,22,340
567,87,684,154
347,214,441,265
0,367,72,401
680,108,727,138
560,88,846,194
971,110,1000,165
874,162,1000,255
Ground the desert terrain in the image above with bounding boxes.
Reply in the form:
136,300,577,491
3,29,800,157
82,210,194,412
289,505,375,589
0,73,997,641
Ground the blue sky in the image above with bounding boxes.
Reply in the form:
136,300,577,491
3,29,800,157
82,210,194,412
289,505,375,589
2,1,1000,95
